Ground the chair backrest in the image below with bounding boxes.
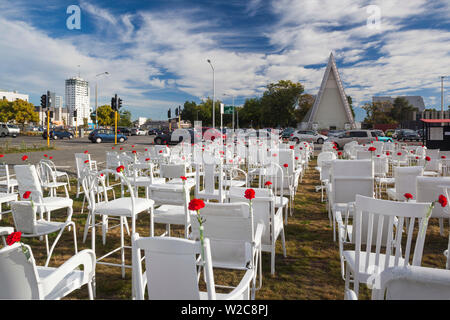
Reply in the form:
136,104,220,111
0,243,41,299
37,161,56,185
393,166,424,200
416,177,450,218
278,149,295,176
190,202,253,268
317,152,336,167
374,155,389,177
331,160,374,204
75,153,91,179
384,141,395,152
14,165,43,203
0,164,11,188
426,149,440,159
106,152,120,169
356,151,372,160
11,201,37,234
354,195,431,277
227,187,274,246
160,163,186,180
133,235,215,300
372,266,450,300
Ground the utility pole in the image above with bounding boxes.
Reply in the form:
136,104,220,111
207,59,215,129
441,76,445,120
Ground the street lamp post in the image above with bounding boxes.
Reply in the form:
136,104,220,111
95,72,109,128
441,76,446,120
207,59,215,129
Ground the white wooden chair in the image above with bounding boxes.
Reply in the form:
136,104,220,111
228,187,286,275
195,162,225,203
40,159,71,191
75,153,97,197
387,166,423,201
0,164,18,194
132,235,254,300
147,183,190,238
11,201,77,267
342,195,431,298
0,226,14,246
189,202,264,299
0,243,94,300
37,161,69,198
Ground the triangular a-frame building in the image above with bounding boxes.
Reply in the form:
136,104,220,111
303,53,355,130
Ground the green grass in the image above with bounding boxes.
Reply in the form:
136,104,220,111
1,160,448,300
0,140,55,154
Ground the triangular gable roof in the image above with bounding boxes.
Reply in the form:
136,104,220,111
305,53,355,127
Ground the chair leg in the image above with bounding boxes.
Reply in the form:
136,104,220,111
120,217,125,279
102,215,107,245
88,282,94,300
281,228,287,258
83,212,91,243
271,247,275,275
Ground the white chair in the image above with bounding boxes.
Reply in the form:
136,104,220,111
370,266,450,300
82,169,154,295
14,164,74,223
40,159,71,191
75,153,97,197
0,164,18,194
343,195,431,298
228,187,286,275
195,163,225,203
148,183,190,238
189,202,264,299
11,201,78,267
132,235,254,300
0,243,94,299
37,161,69,198
387,166,423,201
416,177,450,236
0,226,14,246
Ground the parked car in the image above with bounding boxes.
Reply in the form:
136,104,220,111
281,127,296,139
154,129,194,145
327,130,345,138
385,129,396,137
147,128,162,135
117,127,132,136
88,129,127,143
370,130,393,143
131,128,147,136
397,129,421,141
290,130,328,144
0,123,20,137
329,130,379,149
43,129,74,140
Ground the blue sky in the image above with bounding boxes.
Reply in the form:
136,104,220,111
0,0,449,122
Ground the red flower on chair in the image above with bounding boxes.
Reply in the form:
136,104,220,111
188,198,205,211
425,156,431,162
84,160,89,164
84,150,88,154
442,156,447,159
145,158,150,162
116,165,125,173
397,152,402,156
244,188,256,200
49,156,53,160
132,150,137,154
295,157,299,160
386,152,390,156
290,146,294,150
44,154,48,158
404,193,413,201
21,155,28,161
22,191,31,199
338,152,342,156
368,147,376,152
159,150,163,153
180,176,187,181
439,195,448,208
0,154,4,158
283,163,289,168
6,232,21,246
265,181,272,187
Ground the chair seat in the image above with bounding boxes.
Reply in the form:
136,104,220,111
376,177,395,184
0,226,14,236
343,250,406,283
274,196,289,208
37,266,85,300
167,178,196,188
93,197,154,217
0,193,18,203
423,171,439,177
42,182,67,189
222,180,246,188
21,220,68,236
154,205,186,225
55,171,68,178
0,179,18,187
38,197,73,212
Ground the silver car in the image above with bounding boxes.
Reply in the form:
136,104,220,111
290,130,328,144
329,130,376,149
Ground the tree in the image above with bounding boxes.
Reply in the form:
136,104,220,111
259,80,304,127
118,109,132,127
362,101,397,125
294,94,315,124
83,117,88,129
239,98,261,128
0,98,13,123
96,104,115,126
11,99,39,124
389,97,418,122
347,96,356,118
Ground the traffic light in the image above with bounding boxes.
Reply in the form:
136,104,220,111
73,110,77,118
41,95,47,108
168,108,171,119
117,98,122,110
110,111,115,119
111,97,116,111
49,111,54,118
175,107,179,117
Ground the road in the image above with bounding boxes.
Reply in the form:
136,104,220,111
1,134,155,176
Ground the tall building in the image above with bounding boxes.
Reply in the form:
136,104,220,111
0,90,29,102
65,77,90,126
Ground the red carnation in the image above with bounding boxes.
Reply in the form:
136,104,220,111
283,163,289,168
132,145,135,148
368,147,376,152
180,176,187,181
188,198,205,211
290,146,294,150
438,195,448,208
159,150,163,153
145,148,148,151
112,147,115,150
244,188,256,200
44,154,48,157
49,156,53,160
23,191,31,199
84,150,88,154
84,160,89,164
338,152,342,156
386,152,390,156
442,156,447,159
265,181,272,187
404,193,413,200
145,158,150,162
6,231,21,246
116,165,125,173
0,154,4,158
21,155,28,161
295,157,299,160
120,147,123,150
416,156,419,160
397,152,402,156
132,150,137,154
425,156,431,162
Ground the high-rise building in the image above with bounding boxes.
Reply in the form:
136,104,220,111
65,77,90,126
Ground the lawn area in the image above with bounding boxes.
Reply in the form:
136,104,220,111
1,159,448,300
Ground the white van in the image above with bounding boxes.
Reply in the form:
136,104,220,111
0,123,20,137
